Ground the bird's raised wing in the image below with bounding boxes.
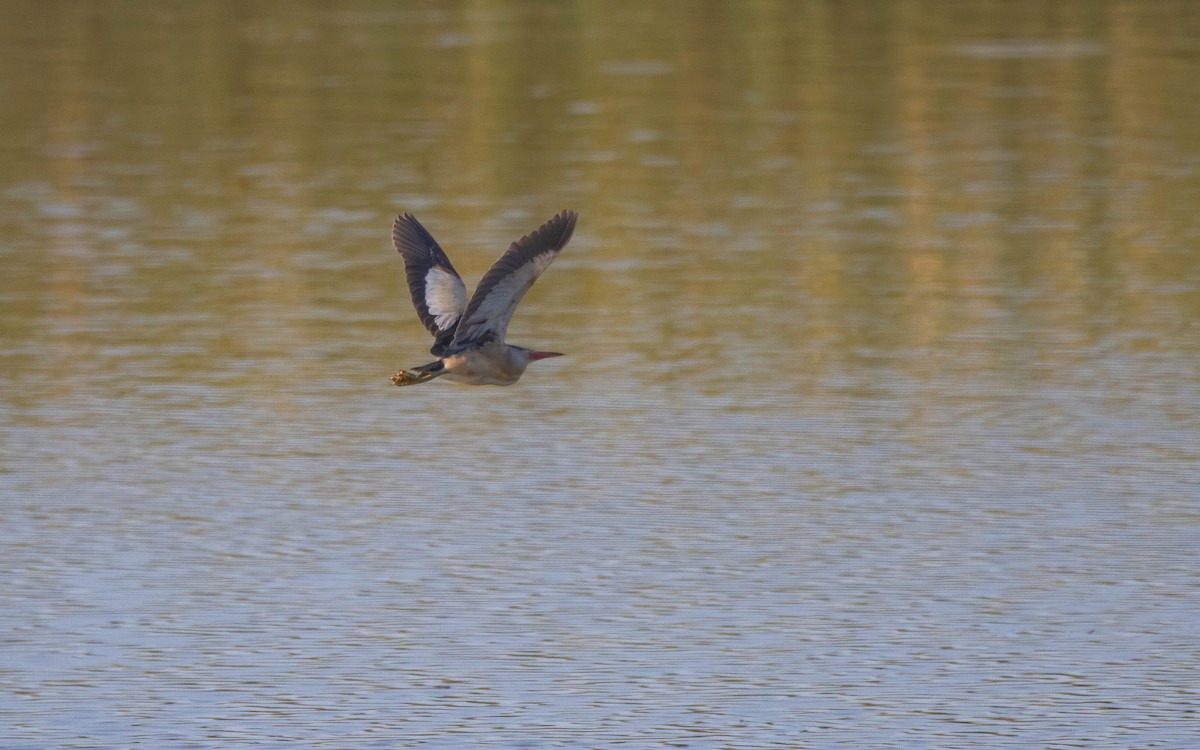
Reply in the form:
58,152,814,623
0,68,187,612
447,210,577,353
393,214,469,355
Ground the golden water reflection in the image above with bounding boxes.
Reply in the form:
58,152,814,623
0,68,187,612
4,3,1198,402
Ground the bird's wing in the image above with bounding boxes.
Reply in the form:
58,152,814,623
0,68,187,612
447,210,578,352
393,214,469,355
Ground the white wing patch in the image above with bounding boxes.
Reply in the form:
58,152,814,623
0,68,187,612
424,266,468,331
528,249,557,276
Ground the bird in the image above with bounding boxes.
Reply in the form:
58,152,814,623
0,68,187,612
390,210,578,387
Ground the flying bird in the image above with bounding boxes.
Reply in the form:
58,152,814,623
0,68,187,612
390,210,578,386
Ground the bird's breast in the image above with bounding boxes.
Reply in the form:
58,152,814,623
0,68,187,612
440,345,525,386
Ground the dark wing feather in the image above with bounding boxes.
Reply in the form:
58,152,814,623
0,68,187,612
447,210,578,353
392,214,469,355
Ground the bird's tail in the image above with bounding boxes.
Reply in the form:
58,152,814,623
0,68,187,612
391,360,445,387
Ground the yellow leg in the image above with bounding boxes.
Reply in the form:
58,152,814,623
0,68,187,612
392,368,438,387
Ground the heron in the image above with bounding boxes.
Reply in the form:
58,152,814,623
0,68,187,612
390,210,578,387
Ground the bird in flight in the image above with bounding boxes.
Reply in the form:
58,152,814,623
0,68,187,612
390,210,578,387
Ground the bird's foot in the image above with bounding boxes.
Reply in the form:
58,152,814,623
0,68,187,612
392,369,435,387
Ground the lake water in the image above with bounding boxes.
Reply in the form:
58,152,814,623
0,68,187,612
2,2,1199,748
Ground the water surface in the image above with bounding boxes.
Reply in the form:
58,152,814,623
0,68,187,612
2,2,1199,748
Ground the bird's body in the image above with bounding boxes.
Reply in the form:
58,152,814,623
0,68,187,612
390,210,578,387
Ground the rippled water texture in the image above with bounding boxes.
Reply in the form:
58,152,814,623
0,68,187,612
2,2,1199,748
